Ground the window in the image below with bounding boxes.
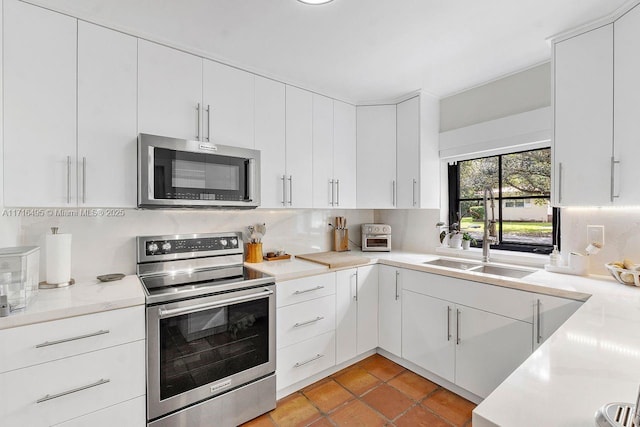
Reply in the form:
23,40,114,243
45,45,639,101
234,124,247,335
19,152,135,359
448,148,559,254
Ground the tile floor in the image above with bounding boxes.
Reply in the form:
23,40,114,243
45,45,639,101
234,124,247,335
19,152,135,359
241,354,476,427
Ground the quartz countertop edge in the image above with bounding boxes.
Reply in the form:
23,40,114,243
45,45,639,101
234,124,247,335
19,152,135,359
0,274,145,330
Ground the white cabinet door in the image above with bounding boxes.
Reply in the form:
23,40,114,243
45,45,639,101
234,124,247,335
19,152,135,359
333,100,357,209
357,105,396,208
77,22,137,208
378,265,402,357
138,39,203,141
455,305,532,398
533,294,582,350
255,76,286,209
396,96,420,209
202,60,255,148
402,289,455,383
335,269,357,364
312,94,335,208
614,4,640,205
285,86,313,208
277,295,336,349
356,265,378,354
3,0,77,207
554,25,613,206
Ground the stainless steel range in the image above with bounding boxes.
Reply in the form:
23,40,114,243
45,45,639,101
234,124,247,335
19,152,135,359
136,232,276,427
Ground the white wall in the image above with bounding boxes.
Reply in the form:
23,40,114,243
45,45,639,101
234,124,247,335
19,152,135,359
375,209,441,253
13,209,374,282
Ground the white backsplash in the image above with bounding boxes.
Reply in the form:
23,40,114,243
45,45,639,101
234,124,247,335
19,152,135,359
374,209,441,253
562,207,640,275
11,209,373,282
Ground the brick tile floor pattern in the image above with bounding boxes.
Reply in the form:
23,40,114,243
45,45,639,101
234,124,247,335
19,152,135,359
241,354,476,427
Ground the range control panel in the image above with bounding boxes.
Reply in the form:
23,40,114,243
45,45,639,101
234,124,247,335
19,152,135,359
143,234,240,256
362,224,391,235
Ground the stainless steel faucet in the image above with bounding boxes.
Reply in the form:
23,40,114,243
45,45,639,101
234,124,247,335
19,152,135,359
483,186,499,262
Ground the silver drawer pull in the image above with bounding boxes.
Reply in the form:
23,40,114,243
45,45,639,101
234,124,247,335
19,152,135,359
36,378,110,403
294,353,324,368
293,316,324,328
293,285,324,295
35,329,110,348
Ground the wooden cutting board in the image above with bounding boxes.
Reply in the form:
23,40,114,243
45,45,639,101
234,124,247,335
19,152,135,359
295,251,371,269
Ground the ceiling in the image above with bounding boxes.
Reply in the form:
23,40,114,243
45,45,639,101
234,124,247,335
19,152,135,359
29,0,630,103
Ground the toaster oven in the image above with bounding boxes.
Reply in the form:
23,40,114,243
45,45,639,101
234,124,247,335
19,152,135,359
361,224,391,252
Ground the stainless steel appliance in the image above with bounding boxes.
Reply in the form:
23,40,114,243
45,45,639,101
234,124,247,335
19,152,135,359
361,223,392,252
138,133,261,208
137,232,275,427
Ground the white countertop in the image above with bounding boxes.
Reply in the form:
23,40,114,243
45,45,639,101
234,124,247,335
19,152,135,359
0,274,145,329
248,250,640,426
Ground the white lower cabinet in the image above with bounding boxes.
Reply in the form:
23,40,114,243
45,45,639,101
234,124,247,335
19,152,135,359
378,265,403,357
277,295,336,349
533,294,583,350
54,396,145,427
276,331,336,391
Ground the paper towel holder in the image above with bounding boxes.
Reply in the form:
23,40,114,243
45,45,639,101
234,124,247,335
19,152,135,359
38,227,75,289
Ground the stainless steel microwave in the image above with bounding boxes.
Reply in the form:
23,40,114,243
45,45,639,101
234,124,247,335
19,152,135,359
138,134,260,208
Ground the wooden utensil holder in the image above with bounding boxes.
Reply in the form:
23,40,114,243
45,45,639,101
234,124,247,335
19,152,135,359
333,229,349,252
246,243,263,263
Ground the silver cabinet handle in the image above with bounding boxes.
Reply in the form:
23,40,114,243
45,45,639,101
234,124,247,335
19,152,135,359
329,179,335,206
36,329,110,348
159,288,273,319
196,103,201,141
66,156,71,204
536,299,542,344
294,353,324,368
611,156,621,202
293,316,324,328
412,179,417,207
37,378,110,404
82,157,87,204
392,180,396,206
456,308,461,345
281,175,286,206
288,176,293,205
293,285,324,295
558,162,563,204
335,179,340,207
447,306,452,341
206,104,211,142
395,270,400,300
352,272,358,301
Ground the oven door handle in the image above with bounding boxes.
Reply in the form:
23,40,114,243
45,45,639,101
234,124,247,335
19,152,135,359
158,288,274,319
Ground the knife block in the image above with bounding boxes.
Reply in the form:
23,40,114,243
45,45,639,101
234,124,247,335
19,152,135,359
246,243,263,263
333,229,349,252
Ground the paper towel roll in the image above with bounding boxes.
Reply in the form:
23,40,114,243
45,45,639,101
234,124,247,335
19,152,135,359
46,233,71,284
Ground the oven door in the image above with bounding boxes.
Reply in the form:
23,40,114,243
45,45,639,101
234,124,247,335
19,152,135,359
146,283,276,421
363,234,391,251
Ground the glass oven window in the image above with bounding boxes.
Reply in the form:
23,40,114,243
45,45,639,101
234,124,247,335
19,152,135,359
159,298,269,400
366,238,389,248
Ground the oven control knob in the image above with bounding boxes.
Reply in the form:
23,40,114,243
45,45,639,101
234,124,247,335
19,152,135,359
219,239,228,247
230,238,238,247
162,242,172,251
383,226,390,233
147,242,159,253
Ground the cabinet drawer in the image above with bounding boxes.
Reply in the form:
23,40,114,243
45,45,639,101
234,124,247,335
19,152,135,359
277,273,336,307
0,340,145,427
403,269,534,322
277,295,336,348
54,396,145,427
0,305,145,373
276,331,336,391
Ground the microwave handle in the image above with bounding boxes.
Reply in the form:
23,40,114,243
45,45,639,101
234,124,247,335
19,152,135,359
248,158,256,202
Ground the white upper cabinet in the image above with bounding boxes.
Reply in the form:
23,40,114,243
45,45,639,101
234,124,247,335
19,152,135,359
285,86,313,208
255,77,286,208
77,22,137,207
396,96,420,208
3,0,77,207
333,100,357,209
553,24,613,206
202,60,255,148
312,94,335,208
357,105,397,208
614,4,640,205
138,40,203,141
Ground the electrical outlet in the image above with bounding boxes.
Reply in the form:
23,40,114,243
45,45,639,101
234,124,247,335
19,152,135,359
587,225,605,247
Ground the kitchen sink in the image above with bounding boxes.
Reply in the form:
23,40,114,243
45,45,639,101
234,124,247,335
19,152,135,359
423,258,534,279
423,259,481,270
467,265,533,279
